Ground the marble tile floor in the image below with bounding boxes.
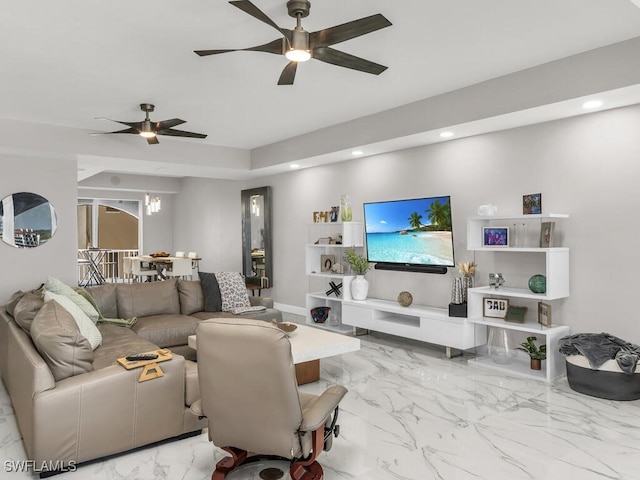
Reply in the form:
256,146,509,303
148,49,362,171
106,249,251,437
1,324,640,480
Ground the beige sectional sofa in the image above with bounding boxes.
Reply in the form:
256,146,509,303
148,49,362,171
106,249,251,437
0,277,281,474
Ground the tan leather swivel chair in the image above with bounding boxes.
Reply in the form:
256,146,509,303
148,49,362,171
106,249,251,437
191,318,347,480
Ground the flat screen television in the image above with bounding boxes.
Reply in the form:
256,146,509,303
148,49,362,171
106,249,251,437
363,196,455,274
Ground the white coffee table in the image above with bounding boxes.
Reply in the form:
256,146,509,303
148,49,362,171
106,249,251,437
187,323,360,384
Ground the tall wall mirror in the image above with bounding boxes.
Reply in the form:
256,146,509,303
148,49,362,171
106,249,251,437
0,192,58,248
241,186,272,289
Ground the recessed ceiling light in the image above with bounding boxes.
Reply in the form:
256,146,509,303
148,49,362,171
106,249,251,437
290,164,300,169
439,131,454,138
351,150,364,156
582,100,603,109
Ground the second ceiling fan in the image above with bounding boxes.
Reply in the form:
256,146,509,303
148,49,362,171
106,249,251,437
195,0,392,85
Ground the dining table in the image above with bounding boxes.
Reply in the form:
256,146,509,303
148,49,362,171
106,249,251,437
139,255,201,280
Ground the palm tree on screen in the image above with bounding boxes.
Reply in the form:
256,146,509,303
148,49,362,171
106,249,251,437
426,199,452,231
408,212,422,230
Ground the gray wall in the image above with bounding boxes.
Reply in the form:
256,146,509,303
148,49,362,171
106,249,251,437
173,177,242,273
243,104,640,343
0,154,78,301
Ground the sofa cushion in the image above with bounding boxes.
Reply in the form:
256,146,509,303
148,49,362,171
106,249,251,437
178,280,205,315
85,283,118,319
131,314,200,348
30,300,94,381
215,272,250,312
93,324,160,370
116,279,180,319
43,291,102,350
198,272,222,312
44,276,99,324
13,291,44,334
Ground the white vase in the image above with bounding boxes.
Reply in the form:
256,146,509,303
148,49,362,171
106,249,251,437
351,275,369,300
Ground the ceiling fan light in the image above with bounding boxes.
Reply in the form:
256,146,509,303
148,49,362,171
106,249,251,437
285,49,311,62
139,131,156,138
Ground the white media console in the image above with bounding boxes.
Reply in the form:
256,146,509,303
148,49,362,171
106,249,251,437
341,298,487,357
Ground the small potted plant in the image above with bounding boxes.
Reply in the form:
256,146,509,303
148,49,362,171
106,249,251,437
344,250,370,300
517,336,547,370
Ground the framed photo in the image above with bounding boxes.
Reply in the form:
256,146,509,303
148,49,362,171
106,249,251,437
523,193,542,214
320,254,335,272
483,227,509,247
330,206,339,222
505,305,528,323
538,302,552,327
483,297,509,318
539,221,555,248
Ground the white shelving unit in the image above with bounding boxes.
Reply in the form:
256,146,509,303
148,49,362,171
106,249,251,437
466,213,571,382
305,222,364,333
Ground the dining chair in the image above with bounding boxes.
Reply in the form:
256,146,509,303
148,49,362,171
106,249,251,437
122,256,134,283
165,257,193,280
131,257,157,282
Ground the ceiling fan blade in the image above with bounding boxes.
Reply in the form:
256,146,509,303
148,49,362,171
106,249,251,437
146,136,160,145
229,0,286,36
157,128,208,139
154,118,186,130
277,61,298,85
313,47,387,75
196,38,285,57
309,14,392,49
91,127,138,136
95,117,141,129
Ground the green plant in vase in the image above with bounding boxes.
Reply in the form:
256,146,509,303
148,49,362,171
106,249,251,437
344,250,370,275
517,336,547,370
344,250,370,300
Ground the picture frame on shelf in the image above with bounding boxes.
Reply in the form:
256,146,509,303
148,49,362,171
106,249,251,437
483,297,509,318
523,193,542,214
539,221,555,247
483,227,509,247
538,302,552,327
330,206,339,222
505,305,528,323
321,254,335,272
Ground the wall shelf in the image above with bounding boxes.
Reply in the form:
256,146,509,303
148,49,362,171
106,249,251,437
305,222,364,332
466,214,571,382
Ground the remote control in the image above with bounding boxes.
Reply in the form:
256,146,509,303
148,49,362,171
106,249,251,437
125,353,158,361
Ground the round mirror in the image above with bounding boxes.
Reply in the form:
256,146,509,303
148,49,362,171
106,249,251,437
0,192,58,248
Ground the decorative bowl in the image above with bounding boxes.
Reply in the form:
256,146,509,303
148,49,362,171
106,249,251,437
310,306,331,323
275,322,297,335
150,252,170,258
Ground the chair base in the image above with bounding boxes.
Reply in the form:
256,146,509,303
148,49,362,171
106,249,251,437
212,429,325,480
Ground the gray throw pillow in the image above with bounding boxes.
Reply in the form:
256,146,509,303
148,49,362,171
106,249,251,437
199,272,222,312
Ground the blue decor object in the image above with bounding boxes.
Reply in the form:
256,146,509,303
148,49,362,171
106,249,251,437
528,274,546,294
310,306,331,323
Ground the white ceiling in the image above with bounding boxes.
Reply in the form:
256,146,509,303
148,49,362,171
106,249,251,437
2,0,640,181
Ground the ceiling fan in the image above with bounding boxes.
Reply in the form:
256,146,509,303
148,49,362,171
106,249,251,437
94,103,207,145
195,0,392,85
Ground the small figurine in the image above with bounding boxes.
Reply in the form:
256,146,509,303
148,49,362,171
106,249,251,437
489,273,505,289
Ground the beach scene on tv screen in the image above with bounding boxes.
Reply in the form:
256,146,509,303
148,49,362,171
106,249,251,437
364,196,454,266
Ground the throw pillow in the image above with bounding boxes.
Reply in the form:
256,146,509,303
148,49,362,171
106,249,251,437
198,272,222,312
178,279,205,315
13,291,45,334
215,272,251,312
44,277,100,324
43,290,102,350
30,300,94,382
